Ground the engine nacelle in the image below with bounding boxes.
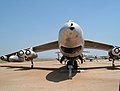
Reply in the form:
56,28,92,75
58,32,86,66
9,55,24,62
108,47,120,58
25,49,38,58
0,55,7,61
17,50,26,57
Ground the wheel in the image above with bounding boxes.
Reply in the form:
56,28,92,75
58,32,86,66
109,57,115,68
109,57,113,61
112,59,115,68
67,61,73,79
31,65,33,68
67,61,72,70
73,61,78,70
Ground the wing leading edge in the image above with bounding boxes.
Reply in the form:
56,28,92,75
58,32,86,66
33,41,59,52
84,40,114,51
33,40,114,52
2,40,114,57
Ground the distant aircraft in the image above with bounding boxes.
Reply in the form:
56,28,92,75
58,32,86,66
1,20,120,79
83,54,96,61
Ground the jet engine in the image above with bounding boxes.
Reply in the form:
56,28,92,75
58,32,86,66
9,55,24,62
17,50,26,57
0,55,7,61
108,47,120,59
25,49,38,58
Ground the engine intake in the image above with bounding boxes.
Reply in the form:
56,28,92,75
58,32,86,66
0,56,7,61
108,47,120,58
17,50,26,57
25,49,38,58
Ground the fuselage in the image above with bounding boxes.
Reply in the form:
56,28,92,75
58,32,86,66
59,20,84,58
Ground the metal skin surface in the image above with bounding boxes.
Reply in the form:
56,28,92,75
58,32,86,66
25,49,38,58
9,55,24,62
59,20,84,58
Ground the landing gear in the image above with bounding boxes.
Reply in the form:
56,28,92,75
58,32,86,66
60,56,65,64
26,57,34,68
73,61,78,70
109,57,115,68
68,64,73,79
31,60,34,68
67,60,78,79
78,55,84,64
112,59,115,68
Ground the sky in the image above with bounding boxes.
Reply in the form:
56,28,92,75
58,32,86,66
0,0,120,58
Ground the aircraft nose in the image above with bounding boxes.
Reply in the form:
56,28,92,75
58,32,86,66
70,26,75,30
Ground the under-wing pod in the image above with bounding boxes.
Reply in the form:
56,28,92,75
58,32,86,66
25,49,38,58
17,50,26,57
0,55,7,61
112,47,120,56
9,55,24,62
108,46,120,58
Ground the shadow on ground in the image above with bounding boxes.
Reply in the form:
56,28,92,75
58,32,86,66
46,66,78,82
0,65,59,71
78,65,120,70
0,65,78,82
1,64,120,82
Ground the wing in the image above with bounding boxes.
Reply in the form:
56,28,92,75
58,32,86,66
33,41,59,52
84,40,114,51
1,39,115,61
33,40,114,52
4,41,59,56
1,40,59,61
3,40,114,56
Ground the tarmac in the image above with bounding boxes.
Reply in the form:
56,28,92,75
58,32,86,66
0,59,120,91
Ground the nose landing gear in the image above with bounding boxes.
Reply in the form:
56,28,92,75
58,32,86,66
67,60,78,79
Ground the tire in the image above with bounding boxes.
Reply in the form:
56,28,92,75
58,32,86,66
73,61,78,70
67,61,72,70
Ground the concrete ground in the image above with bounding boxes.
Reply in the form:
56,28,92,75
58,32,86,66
0,60,120,91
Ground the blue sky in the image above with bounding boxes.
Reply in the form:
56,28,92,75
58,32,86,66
0,0,120,58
